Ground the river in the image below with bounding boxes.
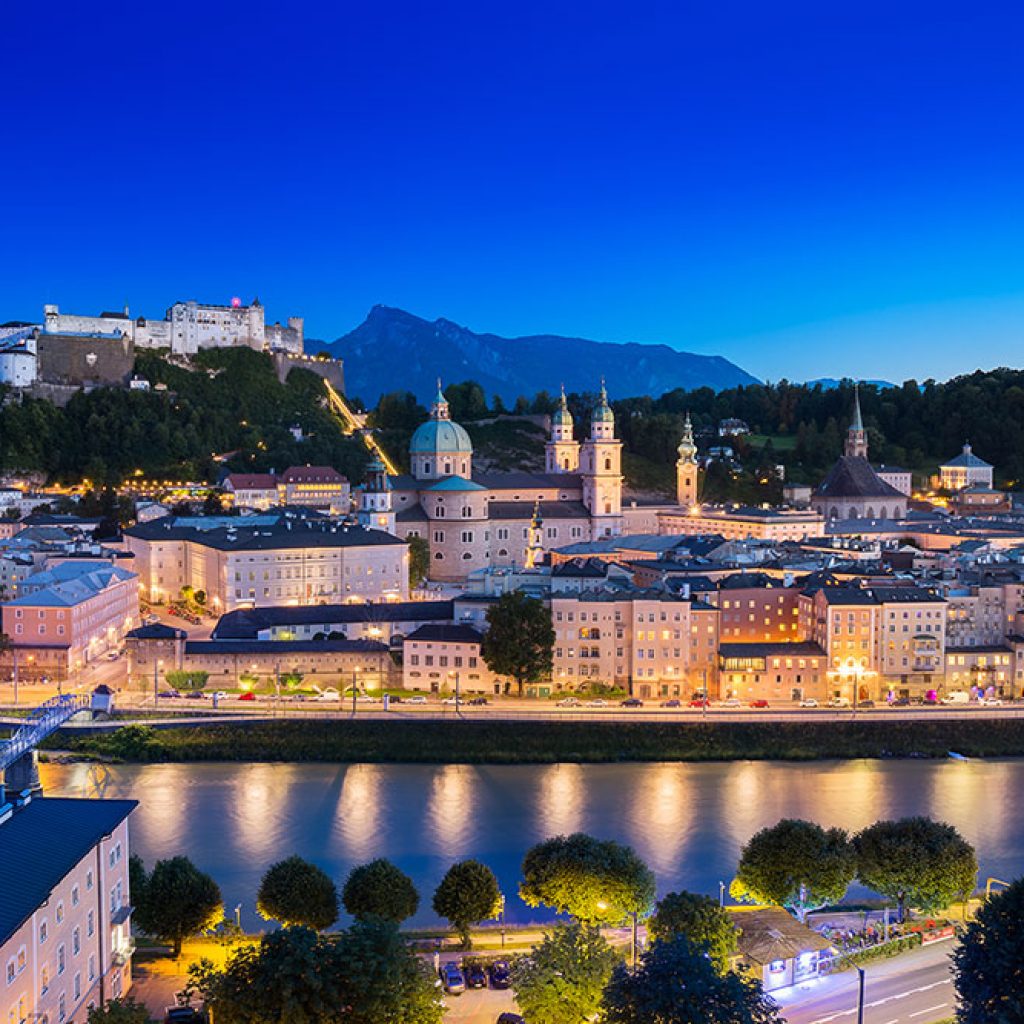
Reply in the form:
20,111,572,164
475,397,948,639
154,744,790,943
39,758,1024,929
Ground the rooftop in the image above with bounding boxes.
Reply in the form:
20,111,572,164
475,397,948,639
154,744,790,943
814,455,906,500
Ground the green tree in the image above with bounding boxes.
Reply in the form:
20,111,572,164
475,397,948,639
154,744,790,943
511,922,618,1024
132,855,223,956
953,877,1024,1023
520,833,655,926
408,534,430,589
731,819,856,922
333,918,444,1024
431,859,501,948
601,935,783,1024
85,997,151,1024
342,858,419,923
257,855,338,930
481,590,555,696
165,670,209,692
186,926,346,1024
854,817,978,922
648,891,738,973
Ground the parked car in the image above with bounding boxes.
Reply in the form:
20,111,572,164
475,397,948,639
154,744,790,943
164,1008,206,1024
981,697,1004,706
857,699,876,708
586,699,608,707
463,962,487,989
467,696,488,706
889,696,911,707
317,689,341,702
721,697,742,708
749,699,770,708
496,1015,526,1024
105,650,119,661
406,695,428,705
557,697,580,707
798,697,818,708
828,697,851,708
238,691,257,702
185,691,207,700
940,691,971,705
488,960,512,989
661,699,682,708
687,698,706,708
620,697,644,707
157,690,182,699
439,962,466,994
442,696,462,705
211,691,227,701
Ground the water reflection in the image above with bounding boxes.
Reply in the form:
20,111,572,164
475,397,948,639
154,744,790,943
426,765,476,857
335,764,383,861
536,763,585,837
627,763,691,876
229,764,293,862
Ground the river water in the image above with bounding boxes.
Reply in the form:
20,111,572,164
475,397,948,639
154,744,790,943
39,759,1024,929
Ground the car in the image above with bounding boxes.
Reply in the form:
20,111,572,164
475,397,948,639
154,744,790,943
488,959,512,989
828,697,851,708
439,961,466,994
556,697,580,707
749,699,770,708
586,699,608,707
496,1015,526,1024
237,691,257,701
463,962,487,988
406,695,428,705
799,698,818,708
157,690,182,699
164,1008,206,1024
940,692,971,705
105,650,119,661
687,698,706,708
661,699,682,708
316,689,341,702
211,690,227,701
442,696,462,705
185,691,207,700
467,696,488,706
857,699,876,708
982,697,1004,706
387,694,403,703
144,614,159,625
620,697,644,707
889,696,911,707
721,697,742,708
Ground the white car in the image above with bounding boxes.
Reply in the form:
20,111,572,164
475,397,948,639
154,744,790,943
557,697,581,707
355,694,377,703
981,697,1003,706
441,696,462,705
585,699,608,707
721,697,742,708
828,697,851,708
799,698,819,708
211,691,227,701
406,695,428,705
317,689,341,702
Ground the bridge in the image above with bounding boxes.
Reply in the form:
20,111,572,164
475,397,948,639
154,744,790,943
0,695,89,792
322,380,400,475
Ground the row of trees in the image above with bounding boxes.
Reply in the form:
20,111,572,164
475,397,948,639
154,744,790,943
731,816,978,923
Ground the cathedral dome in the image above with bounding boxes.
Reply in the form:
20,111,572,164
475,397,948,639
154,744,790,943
410,418,473,455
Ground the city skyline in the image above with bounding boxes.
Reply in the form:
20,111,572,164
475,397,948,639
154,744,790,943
6,2,1024,384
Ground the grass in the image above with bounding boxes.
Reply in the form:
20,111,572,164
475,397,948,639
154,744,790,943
42,717,1024,764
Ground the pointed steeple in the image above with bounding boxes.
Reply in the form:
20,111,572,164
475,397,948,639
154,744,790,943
845,383,868,458
677,412,696,460
432,378,450,420
851,383,864,432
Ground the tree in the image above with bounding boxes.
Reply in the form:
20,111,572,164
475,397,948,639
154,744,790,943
408,534,430,589
257,855,338,930
333,918,444,1024
601,934,783,1024
132,855,223,956
520,833,655,926
85,998,151,1024
481,590,555,696
341,858,419,923
648,891,738,973
854,817,978,922
186,926,347,1024
953,877,1024,1022
165,670,209,692
731,819,856,922
432,859,501,948
511,922,618,1024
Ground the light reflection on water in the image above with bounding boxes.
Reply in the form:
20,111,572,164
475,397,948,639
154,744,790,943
38,759,1024,929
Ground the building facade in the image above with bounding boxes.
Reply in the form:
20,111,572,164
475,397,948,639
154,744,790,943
940,443,994,491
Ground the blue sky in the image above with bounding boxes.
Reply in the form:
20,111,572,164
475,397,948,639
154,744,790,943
4,1,1024,384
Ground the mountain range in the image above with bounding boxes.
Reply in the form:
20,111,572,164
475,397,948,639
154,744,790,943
315,306,759,405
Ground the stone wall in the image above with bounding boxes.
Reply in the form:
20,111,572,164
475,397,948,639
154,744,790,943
36,332,135,386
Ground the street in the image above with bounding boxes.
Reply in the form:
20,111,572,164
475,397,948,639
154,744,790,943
776,942,955,1024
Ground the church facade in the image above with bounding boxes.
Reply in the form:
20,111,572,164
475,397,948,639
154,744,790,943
358,385,626,582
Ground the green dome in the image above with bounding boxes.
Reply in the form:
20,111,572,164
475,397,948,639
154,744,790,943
410,418,473,455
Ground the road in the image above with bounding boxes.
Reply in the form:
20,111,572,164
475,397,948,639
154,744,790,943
776,942,955,1024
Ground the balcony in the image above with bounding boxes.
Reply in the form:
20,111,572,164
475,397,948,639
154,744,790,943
111,939,136,967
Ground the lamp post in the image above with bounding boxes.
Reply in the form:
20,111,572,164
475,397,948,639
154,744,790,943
832,951,865,1024
719,880,726,908
351,666,361,718
448,670,463,718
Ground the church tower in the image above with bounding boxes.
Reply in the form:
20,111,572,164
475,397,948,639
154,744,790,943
357,455,396,534
580,380,623,536
676,413,698,507
845,385,868,458
524,500,544,569
545,385,580,473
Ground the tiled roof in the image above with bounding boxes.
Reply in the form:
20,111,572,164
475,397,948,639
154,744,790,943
212,600,454,639
0,798,137,946
281,466,347,484
405,624,484,643
813,456,906,500
488,500,590,520
185,638,388,655
225,473,277,490
719,641,826,658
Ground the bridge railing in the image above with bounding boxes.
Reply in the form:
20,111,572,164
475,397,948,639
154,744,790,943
0,695,89,773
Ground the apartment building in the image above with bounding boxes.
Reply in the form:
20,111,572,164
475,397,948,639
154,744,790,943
124,512,408,612
0,796,137,1024
718,641,828,702
402,624,503,694
223,467,351,514
706,572,803,643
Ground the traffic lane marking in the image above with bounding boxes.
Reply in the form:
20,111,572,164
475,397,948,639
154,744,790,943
908,1004,948,1018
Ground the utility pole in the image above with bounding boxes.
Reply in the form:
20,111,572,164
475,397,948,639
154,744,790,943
12,649,17,706
153,659,158,706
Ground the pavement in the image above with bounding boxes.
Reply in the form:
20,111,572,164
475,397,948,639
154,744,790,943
774,941,956,1024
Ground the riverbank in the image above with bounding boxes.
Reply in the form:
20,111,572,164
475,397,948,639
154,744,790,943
41,716,1024,763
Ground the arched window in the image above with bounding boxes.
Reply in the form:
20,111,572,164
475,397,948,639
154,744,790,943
604,458,612,471
443,462,451,475
880,506,888,519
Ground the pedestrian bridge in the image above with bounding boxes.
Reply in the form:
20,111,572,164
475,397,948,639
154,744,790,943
0,695,89,774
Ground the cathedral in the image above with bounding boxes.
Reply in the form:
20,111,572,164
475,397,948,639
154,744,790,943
357,384,627,582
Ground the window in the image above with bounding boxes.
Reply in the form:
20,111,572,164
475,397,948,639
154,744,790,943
6,959,14,985
56,902,64,925
73,973,81,1000
86,912,94,938
86,870,93,891
40,921,48,943
41,964,49,994
72,929,80,956
57,944,66,975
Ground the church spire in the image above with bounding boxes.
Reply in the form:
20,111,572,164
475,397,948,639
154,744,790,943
851,383,864,432
845,383,868,458
432,378,450,420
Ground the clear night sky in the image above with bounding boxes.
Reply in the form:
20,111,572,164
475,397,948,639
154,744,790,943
5,1,1024,383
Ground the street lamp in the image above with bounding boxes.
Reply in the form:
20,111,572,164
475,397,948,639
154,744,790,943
447,670,462,718
832,951,865,1024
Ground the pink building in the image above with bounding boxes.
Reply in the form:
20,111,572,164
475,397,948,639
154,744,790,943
0,795,137,1023
1,562,139,680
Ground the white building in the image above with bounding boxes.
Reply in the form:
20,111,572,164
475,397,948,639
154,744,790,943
940,443,994,492
0,328,38,387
